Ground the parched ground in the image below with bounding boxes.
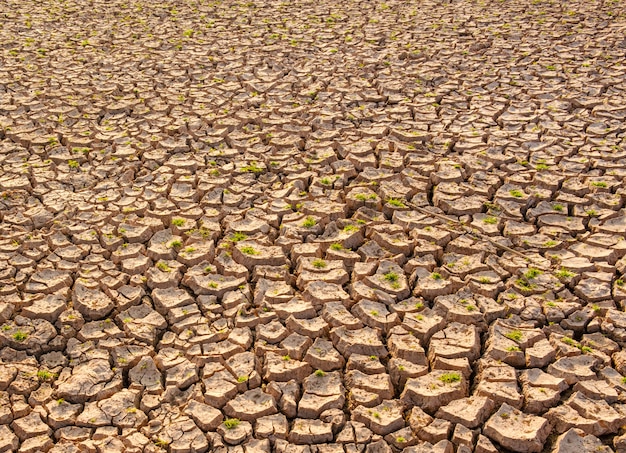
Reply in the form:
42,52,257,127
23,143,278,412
1,0,626,452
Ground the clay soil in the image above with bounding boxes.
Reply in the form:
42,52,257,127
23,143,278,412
1,0,626,452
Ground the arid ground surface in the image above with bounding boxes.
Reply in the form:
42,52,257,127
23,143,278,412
1,0,626,452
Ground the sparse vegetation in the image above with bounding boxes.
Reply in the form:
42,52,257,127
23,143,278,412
505,330,523,342
438,372,461,384
556,268,575,279
302,217,317,228
12,331,28,342
156,261,171,272
224,418,240,429
230,232,247,242
240,245,259,255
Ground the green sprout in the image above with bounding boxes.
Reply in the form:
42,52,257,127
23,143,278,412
312,259,327,269
12,331,28,342
37,370,55,381
240,246,259,255
230,232,247,242
171,218,185,227
169,240,182,249
387,198,406,208
302,217,317,228
524,268,542,279
438,372,461,384
504,330,522,342
156,261,171,272
556,268,574,279
241,163,263,174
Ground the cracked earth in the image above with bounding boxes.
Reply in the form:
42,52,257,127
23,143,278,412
1,0,626,452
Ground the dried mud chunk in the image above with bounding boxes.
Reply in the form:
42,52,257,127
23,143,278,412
351,300,399,334
401,370,469,414
413,274,463,301
401,309,445,345
165,359,198,389
331,326,388,358
0,318,56,353
117,304,167,345
151,287,195,315
298,371,345,419
255,413,288,441
224,388,278,421
322,302,363,330
285,315,329,338
56,358,117,403
288,419,334,445
435,396,496,429
72,283,115,321
202,368,237,409
547,355,598,385
144,411,209,452
546,392,625,436
21,294,65,322
23,269,72,294
129,357,162,394
574,277,612,303
182,271,247,298
352,400,405,436
387,332,427,366
264,352,312,382
428,322,481,364
346,370,394,401
303,281,350,308
525,339,557,368
11,411,51,441
475,364,523,409
304,338,345,371
232,241,287,270
553,428,613,453
483,403,551,453
0,425,19,453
